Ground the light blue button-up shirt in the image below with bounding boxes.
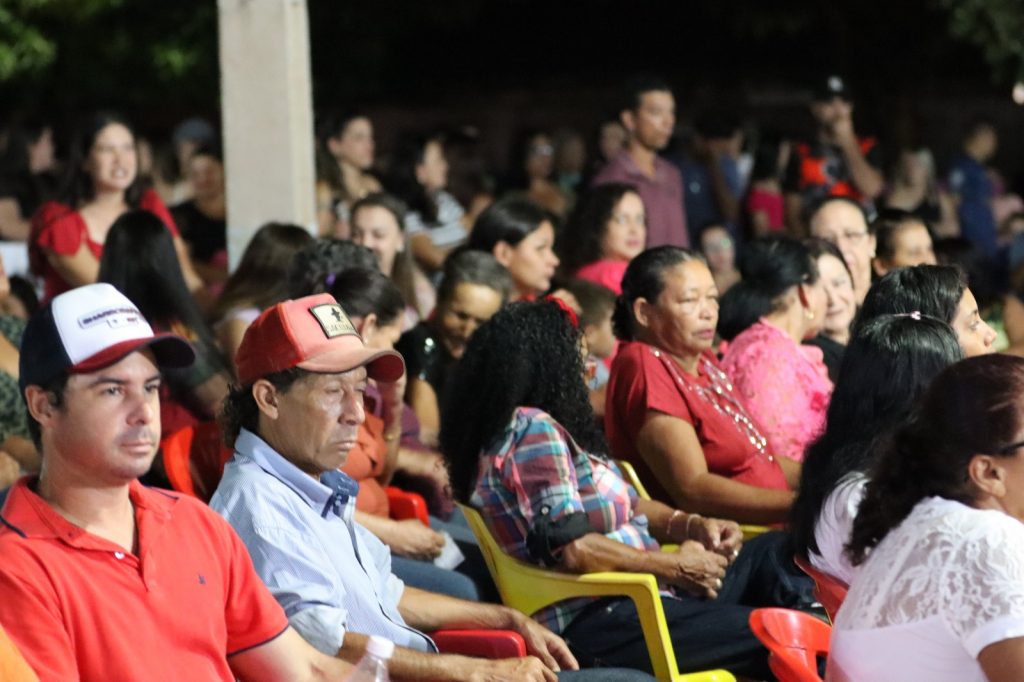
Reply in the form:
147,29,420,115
210,429,436,655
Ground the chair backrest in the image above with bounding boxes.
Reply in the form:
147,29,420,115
385,486,430,526
458,504,739,682
749,608,830,682
618,459,771,542
617,459,653,499
160,422,233,502
793,556,848,623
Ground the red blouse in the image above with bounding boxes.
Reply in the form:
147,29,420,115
30,189,179,302
605,340,789,505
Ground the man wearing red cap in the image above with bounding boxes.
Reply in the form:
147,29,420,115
0,283,355,681
213,293,648,682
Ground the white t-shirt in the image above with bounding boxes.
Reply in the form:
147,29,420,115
829,497,1024,682
810,472,867,586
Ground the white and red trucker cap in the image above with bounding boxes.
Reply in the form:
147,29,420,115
19,283,195,392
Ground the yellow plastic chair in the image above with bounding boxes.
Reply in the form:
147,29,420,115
615,459,772,542
459,503,735,682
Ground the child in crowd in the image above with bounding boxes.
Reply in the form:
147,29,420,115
564,278,617,416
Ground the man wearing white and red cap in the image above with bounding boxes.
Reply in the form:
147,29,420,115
213,294,652,682
0,283,355,681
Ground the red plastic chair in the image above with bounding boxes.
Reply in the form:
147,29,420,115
160,422,233,502
432,629,526,658
385,492,530,657
160,429,527,660
749,608,830,682
385,486,431,526
793,556,848,623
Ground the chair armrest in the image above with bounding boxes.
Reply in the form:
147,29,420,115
740,524,771,541
386,486,430,526
431,629,527,659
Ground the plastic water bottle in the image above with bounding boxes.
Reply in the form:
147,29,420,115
345,635,393,682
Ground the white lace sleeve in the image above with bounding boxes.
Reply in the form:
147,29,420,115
943,513,1024,657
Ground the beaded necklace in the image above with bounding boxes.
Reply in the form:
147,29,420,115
650,346,775,463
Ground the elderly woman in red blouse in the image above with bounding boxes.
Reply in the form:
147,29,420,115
605,247,798,525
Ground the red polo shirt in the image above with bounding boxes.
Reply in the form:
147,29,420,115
0,477,289,682
605,341,789,505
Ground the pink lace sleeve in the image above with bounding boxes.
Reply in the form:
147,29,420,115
723,329,832,461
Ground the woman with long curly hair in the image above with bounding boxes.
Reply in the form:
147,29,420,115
830,354,1024,681
557,183,646,294
441,299,808,679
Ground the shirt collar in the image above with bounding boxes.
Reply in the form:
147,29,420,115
234,429,359,519
0,476,177,548
611,149,667,183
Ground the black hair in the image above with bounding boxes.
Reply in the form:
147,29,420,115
98,210,217,353
351,192,408,230
436,249,513,307
790,314,963,559
467,197,551,253
964,115,996,140
188,141,223,165
717,236,819,341
932,237,997,312
854,264,965,334
619,74,673,114
847,354,1024,564
213,222,314,320
286,238,378,298
696,220,732,246
804,237,852,281
8,275,39,319
25,372,69,449
613,246,703,341
314,110,373,202
385,132,443,224
328,266,406,327
749,134,784,184
808,196,871,234
441,300,606,503
220,367,311,447
564,278,616,328
61,112,144,207
871,208,931,264
557,183,638,274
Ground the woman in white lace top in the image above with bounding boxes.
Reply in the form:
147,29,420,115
830,354,1024,682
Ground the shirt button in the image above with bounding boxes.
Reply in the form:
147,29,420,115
114,552,125,560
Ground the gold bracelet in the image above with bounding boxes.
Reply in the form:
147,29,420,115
684,513,702,539
383,431,401,442
665,510,684,539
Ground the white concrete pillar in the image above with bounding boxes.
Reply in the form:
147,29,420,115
218,0,317,270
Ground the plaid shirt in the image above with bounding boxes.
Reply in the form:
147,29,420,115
471,407,660,632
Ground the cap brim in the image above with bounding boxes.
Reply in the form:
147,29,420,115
70,334,196,374
297,347,405,382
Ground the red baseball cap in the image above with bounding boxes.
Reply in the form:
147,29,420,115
235,293,405,385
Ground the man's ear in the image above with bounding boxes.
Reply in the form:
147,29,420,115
967,454,1007,499
25,386,59,427
251,380,281,420
620,109,636,134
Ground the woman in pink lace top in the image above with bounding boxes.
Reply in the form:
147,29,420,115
719,237,832,462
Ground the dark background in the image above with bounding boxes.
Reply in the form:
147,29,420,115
5,0,1023,181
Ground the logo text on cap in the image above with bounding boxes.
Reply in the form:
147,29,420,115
309,304,357,339
78,306,143,330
